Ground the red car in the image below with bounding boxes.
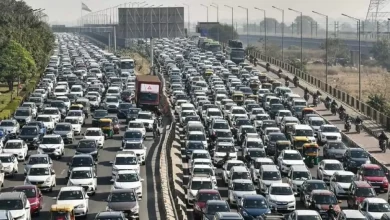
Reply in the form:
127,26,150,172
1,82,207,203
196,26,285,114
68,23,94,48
347,181,376,209
13,185,42,215
357,164,389,192
192,189,221,220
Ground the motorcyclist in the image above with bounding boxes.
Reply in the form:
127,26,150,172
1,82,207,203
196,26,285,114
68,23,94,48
240,130,247,144
223,152,230,163
304,87,309,96
325,96,331,103
153,119,159,136
245,154,252,167
379,131,389,146
327,205,337,219
338,105,345,113
293,75,299,85
355,116,362,125
331,100,338,108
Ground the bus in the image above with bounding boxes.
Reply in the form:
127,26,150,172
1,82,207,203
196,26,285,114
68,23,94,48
226,47,245,64
120,58,135,73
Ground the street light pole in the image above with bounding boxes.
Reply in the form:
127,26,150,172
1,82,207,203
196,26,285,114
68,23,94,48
200,4,209,22
238,6,249,46
224,5,234,39
211,3,219,42
183,3,190,33
272,6,284,61
254,7,266,57
342,13,361,100
289,8,303,70
313,11,329,86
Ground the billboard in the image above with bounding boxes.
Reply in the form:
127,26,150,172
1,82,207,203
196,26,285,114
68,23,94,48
118,7,185,39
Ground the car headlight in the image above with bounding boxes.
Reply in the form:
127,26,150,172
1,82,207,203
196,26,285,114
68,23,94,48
45,177,51,183
134,186,141,190
105,206,112,211
269,199,277,204
131,206,139,213
67,132,72,138
33,137,39,141
56,146,61,149
366,160,371,164
76,204,85,208
242,211,248,216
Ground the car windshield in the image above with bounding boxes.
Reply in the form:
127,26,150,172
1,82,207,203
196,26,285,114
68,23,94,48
15,109,30,116
188,142,204,150
247,141,263,148
263,171,281,180
117,173,139,182
256,115,269,120
189,134,205,141
191,181,212,190
232,109,246,114
207,203,230,215
313,194,337,204
4,142,22,149
42,137,61,144
115,157,138,165
249,150,266,157
72,157,93,167
129,122,143,128
21,127,38,135
243,199,268,209
0,121,15,126
296,129,314,136
43,109,58,115
269,134,287,141
216,145,235,153
13,188,36,198
351,150,369,158
226,163,244,170
232,172,251,180
198,193,221,202
324,163,343,170
242,127,256,133
270,186,293,195
322,126,339,132
94,111,108,117
233,182,255,191
278,111,292,117
28,156,48,165
106,97,118,102
193,168,213,175
306,182,328,191
55,124,71,131
0,200,23,210
124,142,142,149
283,153,302,160
68,111,82,117
138,113,152,119
356,187,376,197
51,102,65,108
208,111,222,116
328,142,346,149
37,116,51,122
124,131,142,139
0,156,12,163
364,168,385,177
65,118,79,124
71,170,92,179
110,191,136,202
213,122,229,130
293,171,310,180
368,203,390,212
87,96,97,101
85,130,101,136
335,175,354,182
311,120,324,126
58,190,84,200
29,167,50,175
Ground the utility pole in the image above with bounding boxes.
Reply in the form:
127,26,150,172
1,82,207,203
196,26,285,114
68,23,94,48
272,6,285,61
289,8,304,70
224,5,234,39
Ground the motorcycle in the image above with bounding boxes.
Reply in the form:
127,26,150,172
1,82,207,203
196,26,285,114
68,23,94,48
380,140,387,153
345,120,351,132
285,81,289,87
304,93,310,102
356,123,362,133
325,100,331,110
293,79,299,87
313,97,318,107
331,106,337,115
339,110,346,120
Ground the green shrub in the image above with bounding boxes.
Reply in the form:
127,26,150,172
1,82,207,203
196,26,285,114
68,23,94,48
0,110,10,120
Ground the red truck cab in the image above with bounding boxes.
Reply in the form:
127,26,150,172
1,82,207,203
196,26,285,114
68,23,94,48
357,164,388,192
13,185,42,215
135,75,161,109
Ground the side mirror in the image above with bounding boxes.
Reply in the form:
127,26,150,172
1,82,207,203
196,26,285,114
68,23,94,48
140,178,144,182
110,161,114,164
85,195,89,199
52,170,56,174
338,200,342,203
52,197,57,200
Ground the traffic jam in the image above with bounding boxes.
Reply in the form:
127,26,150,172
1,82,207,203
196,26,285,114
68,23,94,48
158,37,389,220
0,34,162,220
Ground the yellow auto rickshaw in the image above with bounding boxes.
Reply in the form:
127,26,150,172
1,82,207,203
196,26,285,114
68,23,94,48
258,73,268,83
302,143,320,167
232,91,245,105
50,204,75,220
231,67,239,75
272,81,283,91
292,136,311,151
301,107,315,120
247,95,259,103
261,83,272,90
204,69,213,79
275,140,291,160
69,104,83,111
99,118,114,139
249,81,260,94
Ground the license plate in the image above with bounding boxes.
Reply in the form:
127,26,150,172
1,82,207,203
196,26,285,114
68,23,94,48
37,184,42,187
373,186,380,188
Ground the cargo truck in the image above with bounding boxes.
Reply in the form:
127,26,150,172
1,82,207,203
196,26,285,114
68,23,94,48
135,75,161,109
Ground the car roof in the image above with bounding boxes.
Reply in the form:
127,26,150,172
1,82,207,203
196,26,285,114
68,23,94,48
354,181,372,188
198,189,219,194
0,192,24,200
364,198,387,203
342,210,365,218
206,200,227,205
284,150,299,154
361,164,381,169
60,186,84,191
242,194,266,200
311,189,333,195
96,211,123,217
71,167,92,171
291,165,309,171
295,210,320,215
270,183,290,187
232,179,252,184
322,159,342,164
334,171,354,176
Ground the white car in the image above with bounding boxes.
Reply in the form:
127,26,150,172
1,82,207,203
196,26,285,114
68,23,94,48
36,115,55,132
0,153,18,176
70,85,84,97
359,198,390,220
126,121,146,137
24,164,56,191
67,110,85,125
24,154,52,175
120,141,146,165
53,85,68,97
20,102,37,118
191,164,217,185
135,111,154,131
56,96,71,109
84,128,105,147
64,117,82,135
111,152,140,179
317,124,342,144
41,107,61,123
222,160,245,184
330,171,355,197
267,183,296,211
212,142,237,165
186,174,216,205
228,179,257,206
68,167,97,195
38,134,65,159
111,170,144,198
317,159,344,183
3,140,28,161
55,186,89,218
0,192,31,220
277,150,305,175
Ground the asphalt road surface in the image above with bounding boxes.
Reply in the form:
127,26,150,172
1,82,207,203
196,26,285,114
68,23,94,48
181,66,388,220
3,114,161,220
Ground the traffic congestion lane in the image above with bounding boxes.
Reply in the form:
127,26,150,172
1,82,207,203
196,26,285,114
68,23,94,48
2,115,158,220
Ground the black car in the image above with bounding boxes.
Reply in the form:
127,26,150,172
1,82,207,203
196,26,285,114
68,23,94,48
75,139,100,160
126,108,141,123
18,125,42,149
120,90,133,103
117,103,133,119
343,148,371,172
92,109,108,127
67,154,96,178
299,179,328,204
50,100,67,119
202,200,230,220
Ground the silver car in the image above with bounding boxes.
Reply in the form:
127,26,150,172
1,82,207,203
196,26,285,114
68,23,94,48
24,154,52,175
323,141,347,160
106,188,140,219
53,123,74,144
0,120,20,134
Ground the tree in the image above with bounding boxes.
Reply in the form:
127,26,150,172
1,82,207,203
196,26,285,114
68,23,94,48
371,39,390,70
293,15,317,34
259,18,280,34
319,38,350,65
0,40,36,91
207,23,239,43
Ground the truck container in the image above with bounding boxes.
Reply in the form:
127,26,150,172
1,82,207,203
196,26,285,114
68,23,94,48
135,75,161,109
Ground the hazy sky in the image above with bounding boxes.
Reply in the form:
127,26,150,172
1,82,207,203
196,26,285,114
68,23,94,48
23,0,386,26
